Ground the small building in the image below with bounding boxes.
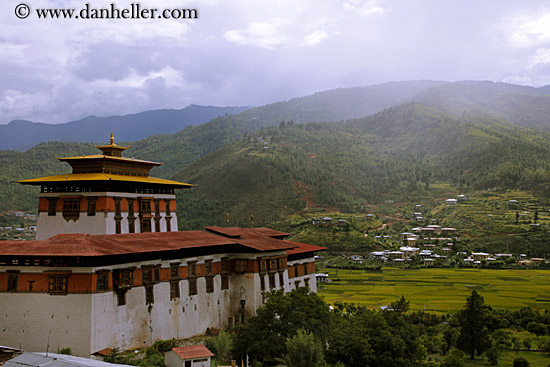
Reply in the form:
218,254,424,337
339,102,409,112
399,246,420,258
165,345,214,367
508,200,518,207
316,273,330,283
472,252,490,261
389,251,404,260
445,199,458,206
423,258,435,266
321,217,332,226
337,219,347,226
458,194,468,201
350,255,363,263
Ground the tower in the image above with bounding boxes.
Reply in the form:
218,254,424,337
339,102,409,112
18,133,193,240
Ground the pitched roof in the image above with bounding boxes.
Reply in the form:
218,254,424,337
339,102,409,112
17,173,193,187
0,228,298,257
170,345,214,360
286,241,327,255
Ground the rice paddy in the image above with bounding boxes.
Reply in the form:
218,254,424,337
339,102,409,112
318,267,550,313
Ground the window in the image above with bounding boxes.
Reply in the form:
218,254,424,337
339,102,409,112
140,218,152,233
170,263,180,279
260,275,265,291
48,275,68,295
279,272,284,289
142,265,160,284
87,197,97,216
7,272,18,292
170,280,180,300
185,361,191,367
48,198,57,216
96,271,109,291
62,198,80,221
221,274,229,290
269,258,277,272
113,269,134,289
140,199,151,214
269,273,275,289
187,261,197,277
205,259,212,275
304,278,310,289
188,278,197,296
145,285,154,305
303,263,308,275
278,257,286,269
117,292,126,306
206,276,214,293
259,259,267,273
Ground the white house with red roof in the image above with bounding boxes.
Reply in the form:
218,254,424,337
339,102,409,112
165,345,213,367
0,136,326,358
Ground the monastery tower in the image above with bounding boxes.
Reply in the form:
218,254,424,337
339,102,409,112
19,133,193,240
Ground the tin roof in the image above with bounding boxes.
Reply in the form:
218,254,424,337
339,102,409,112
170,345,214,360
4,352,135,367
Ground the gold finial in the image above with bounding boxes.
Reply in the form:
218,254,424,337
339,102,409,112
110,132,115,145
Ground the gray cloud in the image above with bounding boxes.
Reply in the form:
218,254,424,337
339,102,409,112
1,0,550,124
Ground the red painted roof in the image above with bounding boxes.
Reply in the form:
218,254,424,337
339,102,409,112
0,228,297,257
171,345,213,360
286,241,327,255
205,226,289,238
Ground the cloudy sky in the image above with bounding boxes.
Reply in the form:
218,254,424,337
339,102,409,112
1,0,550,124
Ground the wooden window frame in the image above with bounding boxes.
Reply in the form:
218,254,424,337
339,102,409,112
188,278,197,296
62,198,81,221
48,275,68,295
96,270,109,291
7,271,19,292
206,276,214,293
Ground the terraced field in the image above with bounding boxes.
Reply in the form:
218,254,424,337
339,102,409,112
319,268,550,313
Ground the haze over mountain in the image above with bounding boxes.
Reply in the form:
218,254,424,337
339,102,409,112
4,80,550,230
0,105,249,151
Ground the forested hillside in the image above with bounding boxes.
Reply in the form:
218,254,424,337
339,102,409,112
174,103,550,229
3,80,550,225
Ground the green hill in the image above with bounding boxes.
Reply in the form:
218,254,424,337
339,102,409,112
173,103,550,229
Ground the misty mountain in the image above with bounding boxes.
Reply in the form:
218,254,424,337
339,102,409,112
172,102,550,229
413,81,550,129
0,105,249,151
4,80,550,221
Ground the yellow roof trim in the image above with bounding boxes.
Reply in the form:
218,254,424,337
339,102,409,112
18,173,194,187
57,155,162,166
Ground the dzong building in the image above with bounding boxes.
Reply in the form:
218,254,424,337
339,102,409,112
0,134,324,357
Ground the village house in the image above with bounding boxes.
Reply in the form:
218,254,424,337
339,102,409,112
0,135,325,358
165,344,214,367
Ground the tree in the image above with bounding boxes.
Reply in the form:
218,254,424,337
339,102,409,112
513,357,530,367
485,346,499,366
232,288,331,364
390,295,410,314
441,349,465,367
283,328,325,367
527,321,547,336
457,291,491,359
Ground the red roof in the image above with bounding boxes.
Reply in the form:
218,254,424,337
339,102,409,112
0,228,297,257
286,241,327,255
171,344,213,360
205,226,289,238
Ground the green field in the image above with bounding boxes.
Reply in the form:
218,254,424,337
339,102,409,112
319,268,550,313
